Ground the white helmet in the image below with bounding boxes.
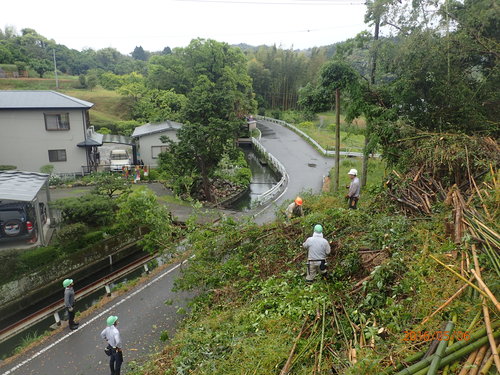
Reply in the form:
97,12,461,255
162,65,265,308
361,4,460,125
348,169,358,176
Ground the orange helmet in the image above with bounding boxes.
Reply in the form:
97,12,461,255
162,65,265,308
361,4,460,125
295,197,303,206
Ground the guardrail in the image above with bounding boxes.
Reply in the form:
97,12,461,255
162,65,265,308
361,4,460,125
251,137,288,207
255,115,380,158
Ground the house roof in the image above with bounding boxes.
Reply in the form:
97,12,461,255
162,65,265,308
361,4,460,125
0,90,93,110
102,134,134,145
0,171,49,202
131,120,183,138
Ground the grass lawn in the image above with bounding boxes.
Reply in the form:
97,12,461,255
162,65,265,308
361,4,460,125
294,111,366,151
0,77,79,90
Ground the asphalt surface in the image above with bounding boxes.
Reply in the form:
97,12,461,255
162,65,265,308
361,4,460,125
0,120,334,375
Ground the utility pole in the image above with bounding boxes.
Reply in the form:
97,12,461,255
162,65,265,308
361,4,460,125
53,49,59,89
334,88,340,192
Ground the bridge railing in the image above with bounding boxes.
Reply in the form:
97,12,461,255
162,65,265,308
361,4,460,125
251,137,288,207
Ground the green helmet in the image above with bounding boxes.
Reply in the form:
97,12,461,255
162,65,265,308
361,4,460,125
107,315,118,326
314,224,323,233
63,279,73,288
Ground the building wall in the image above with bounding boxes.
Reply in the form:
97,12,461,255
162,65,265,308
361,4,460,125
0,109,88,174
137,130,179,167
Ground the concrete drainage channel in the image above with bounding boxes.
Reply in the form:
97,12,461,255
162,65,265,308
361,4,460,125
0,250,159,360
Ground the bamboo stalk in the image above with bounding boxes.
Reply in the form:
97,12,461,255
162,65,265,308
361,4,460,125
393,323,500,375
280,316,310,375
470,269,500,312
421,280,472,325
479,343,500,374
427,321,455,374
411,331,500,375
469,344,488,375
317,302,326,374
471,245,500,372
429,255,489,299
457,349,479,375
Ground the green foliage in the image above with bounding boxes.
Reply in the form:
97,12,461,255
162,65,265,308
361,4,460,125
90,172,131,198
39,164,54,174
55,223,89,252
0,165,17,170
213,151,252,187
17,245,60,272
115,187,176,253
50,194,118,227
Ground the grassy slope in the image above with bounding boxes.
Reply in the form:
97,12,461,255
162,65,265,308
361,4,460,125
126,167,498,374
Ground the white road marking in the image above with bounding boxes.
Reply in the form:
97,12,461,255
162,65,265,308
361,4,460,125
2,259,188,375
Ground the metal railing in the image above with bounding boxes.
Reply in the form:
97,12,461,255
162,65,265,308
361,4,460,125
251,137,288,207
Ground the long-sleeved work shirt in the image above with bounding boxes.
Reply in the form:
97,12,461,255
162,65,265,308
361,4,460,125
348,177,360,198
101,325,122,348
303,232,331,260
64,287,74,308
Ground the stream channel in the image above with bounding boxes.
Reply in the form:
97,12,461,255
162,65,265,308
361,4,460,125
0,145,280,360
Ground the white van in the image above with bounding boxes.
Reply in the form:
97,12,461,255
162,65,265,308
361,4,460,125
109,149,131,171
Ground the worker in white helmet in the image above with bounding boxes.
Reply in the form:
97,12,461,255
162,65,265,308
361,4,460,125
346,169,360,209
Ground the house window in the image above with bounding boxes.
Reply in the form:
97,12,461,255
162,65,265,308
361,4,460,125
44,113,70,130
151,146,169,159
48,149,67,162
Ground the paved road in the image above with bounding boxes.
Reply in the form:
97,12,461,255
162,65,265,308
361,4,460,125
0,120,334,374
253,119,334,224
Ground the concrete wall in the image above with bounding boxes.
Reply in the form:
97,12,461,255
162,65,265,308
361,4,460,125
136,130,179,167
0,235,141,320
0,109,89,174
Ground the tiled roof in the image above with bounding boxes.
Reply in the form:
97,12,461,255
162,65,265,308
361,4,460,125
0,90,93,109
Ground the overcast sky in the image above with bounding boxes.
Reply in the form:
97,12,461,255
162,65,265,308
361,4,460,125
2,0,369,54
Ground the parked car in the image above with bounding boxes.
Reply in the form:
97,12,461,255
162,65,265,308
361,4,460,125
0,202,45,243
109,149,131,172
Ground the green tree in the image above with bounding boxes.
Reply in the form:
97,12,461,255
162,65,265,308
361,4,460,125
91,173,131,198
115,188,176,253
29,58,51,78
131,46,148,61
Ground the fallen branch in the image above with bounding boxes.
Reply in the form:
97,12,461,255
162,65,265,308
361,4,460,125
470,269,500,312
280,316,310,375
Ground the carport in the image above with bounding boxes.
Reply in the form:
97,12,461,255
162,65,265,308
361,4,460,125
0,171,51,246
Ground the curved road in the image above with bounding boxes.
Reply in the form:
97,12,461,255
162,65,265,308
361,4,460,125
0,120,334,375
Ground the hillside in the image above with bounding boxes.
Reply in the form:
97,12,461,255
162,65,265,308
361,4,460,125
125,135,499,375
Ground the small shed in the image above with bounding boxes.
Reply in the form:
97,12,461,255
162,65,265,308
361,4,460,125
131,121,183,167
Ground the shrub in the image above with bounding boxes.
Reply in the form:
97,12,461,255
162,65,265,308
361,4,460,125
0,165,17,171
18,246,60,273
56,223,88,252
50,194,118,227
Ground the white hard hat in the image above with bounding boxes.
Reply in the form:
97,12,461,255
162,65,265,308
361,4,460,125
348,169,358,176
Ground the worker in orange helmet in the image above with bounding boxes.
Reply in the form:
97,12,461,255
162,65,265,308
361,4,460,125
285,196,304,221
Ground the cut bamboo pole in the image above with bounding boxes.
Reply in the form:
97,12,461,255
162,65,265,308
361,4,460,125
280,316,309,375
429,255,489,299
471,245,500,372
457,349,479,375
317,302,326,374
427,321,455,374
421,280,472,325
479,343,500,374
470,269,500,312
469,344,488,375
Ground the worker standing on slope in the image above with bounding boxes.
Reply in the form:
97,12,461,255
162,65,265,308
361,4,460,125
303,224,331,282
346,169,360,209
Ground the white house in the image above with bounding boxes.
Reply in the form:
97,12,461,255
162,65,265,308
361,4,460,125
131,120,183,167
0,90,102,175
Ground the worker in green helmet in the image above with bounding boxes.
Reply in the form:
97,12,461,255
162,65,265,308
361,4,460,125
303,224,331,282
101,315,123,375
63,278,78,330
